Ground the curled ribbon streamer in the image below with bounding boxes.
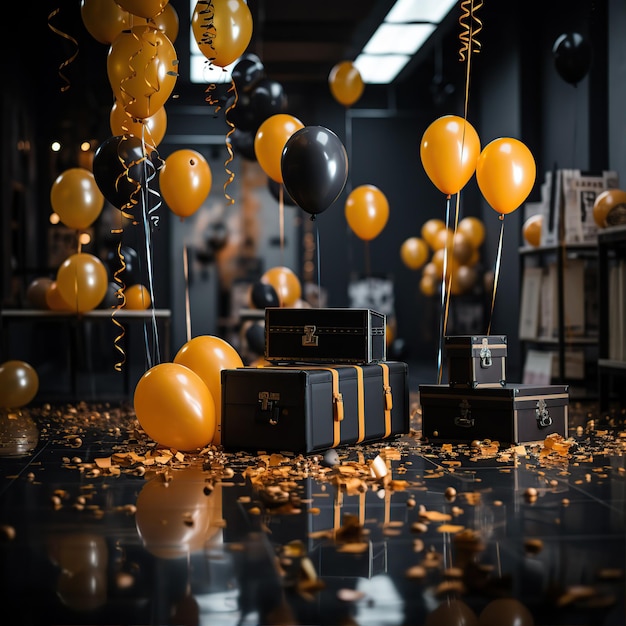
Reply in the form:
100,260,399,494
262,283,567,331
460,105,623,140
47,8,79,93
110,239,128,372
487,216,505,335
222,78,238,207
458,0,483,62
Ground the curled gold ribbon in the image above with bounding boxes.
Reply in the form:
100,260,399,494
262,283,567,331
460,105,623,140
47,8,79,93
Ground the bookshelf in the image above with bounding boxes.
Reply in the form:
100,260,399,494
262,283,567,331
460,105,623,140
597,225,626,410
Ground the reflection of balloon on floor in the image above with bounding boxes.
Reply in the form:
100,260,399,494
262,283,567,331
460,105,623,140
261,266,302,307
48,532,109,611
478,598,534,626
593,188,626,228
522,214,543,247
134,362,216,451
135,467,222,559
173,335,243,445
0,360,39,409
425,597,478,626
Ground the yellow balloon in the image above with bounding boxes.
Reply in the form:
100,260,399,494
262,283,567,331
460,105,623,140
328,61,365,107
160,149,212,219
400,237,429,270
107,25,178,120
110,101,167,147
419,274,438,297
56,253,108,313
421,218,446,249
345,185,390,241
174,335,244,445
593,188,626,228
115,0,169,19
81,0,131,45
0,360,39,409
50,168,105,230
254,114,304,183
46,281,71,311
476,137,536,215
261,266,302,307
457,216,485,248
191,0,253,68
124,284,151,309
134,362,216,451
420,115,481,196
522,214,543,247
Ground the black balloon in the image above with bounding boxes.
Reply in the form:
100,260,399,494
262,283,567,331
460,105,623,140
245,322,266,355
268,179,298,206
93,135,160,211
281,126,349,217
105,245,142,286
230,128,257,161
250,281,279,309
552,32,592,85
231,53,265,93
226,78,287,133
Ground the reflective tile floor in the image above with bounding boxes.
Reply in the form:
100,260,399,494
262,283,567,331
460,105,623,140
0,398,624,626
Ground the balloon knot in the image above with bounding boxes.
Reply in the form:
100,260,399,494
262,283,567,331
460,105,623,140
498,213,505,221
310,214,316,222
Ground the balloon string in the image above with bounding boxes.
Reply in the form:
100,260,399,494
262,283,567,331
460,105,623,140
437,195,453,384
442,194,462,339
47,8,78,93
279,186,285,266
183,243,192,343
487,215,505,334
316,222,321,301
222,79,238,207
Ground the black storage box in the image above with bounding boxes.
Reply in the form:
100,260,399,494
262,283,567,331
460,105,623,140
419,383,569,445
265,307,386,365
445,335,507,388
221,362,409,453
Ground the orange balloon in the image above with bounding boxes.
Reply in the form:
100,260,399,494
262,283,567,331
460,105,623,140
593,188,626,228
56,253,108,313
432,227,454,252
135,468,222,558
124,284,151,309
422,262,440,281
46,281,71,311
478,598,533,626
328,61,365,107
345,185,390,241
81,0,131,44
134,362,216,451
420,115,481,196
50,168,105,230
134,3,179,43
192,0,253,68
449,264,478,295
522,214,543,246
476,137,536,215
452,231,474,264
431,248,459,279
261,266,302,307
400,237,429,270
107,25,178,120
160,149,212,218
0,360,39,409
457,216,485,248
254,114,304,183
174,335,244,445
110,101,167,147
419,274,438,297
421,218,446,249
115,0,168,19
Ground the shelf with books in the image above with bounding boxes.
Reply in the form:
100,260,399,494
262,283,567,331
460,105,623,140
597,224,626,410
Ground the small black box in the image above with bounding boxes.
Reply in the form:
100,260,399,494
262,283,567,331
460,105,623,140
221,362,409,453
419,383,569,445
445,335,507,388
265,307,386,365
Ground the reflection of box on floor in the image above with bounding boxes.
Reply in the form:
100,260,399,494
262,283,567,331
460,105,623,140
419,383,569,445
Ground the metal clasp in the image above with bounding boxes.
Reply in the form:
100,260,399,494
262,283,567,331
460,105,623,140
302,325,319,347
257,391,280,425
454,398,474,428
479,338,492,368
535,398,552,428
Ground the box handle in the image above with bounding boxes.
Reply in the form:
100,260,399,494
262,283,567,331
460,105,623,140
256,391,280,426
479,338,492,368
535,398,552,428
